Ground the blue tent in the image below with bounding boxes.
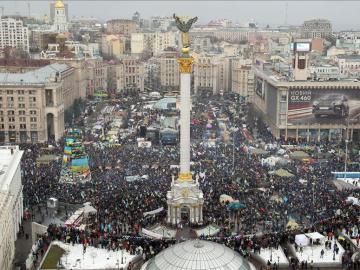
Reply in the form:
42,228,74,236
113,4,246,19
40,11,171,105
227,201,246,211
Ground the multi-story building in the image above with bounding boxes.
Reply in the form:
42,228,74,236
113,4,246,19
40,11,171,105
101,34,125,59
0,63,75,143
158,51,180,92
301,19,332,39
0,146,24,270
193,54,229,95
253,44,360,142
86,58,108,95
50,0,68,23
231,58,254,99
106,19,138,37
309,65,340,81
131,32,177,56
52,0,68,33
116,56,144,93
0,18,29,53
335,55,360,77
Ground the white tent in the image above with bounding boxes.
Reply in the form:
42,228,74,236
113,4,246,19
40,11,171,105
82,202,97,217
346,196,359,206
305,232,325,243
295,234,310,247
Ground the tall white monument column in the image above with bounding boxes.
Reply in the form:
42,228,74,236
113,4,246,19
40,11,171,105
166,14,204,226
177,57,194,181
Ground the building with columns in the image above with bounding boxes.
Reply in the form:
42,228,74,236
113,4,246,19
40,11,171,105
0,63,74,143
0,146,24,270
167,34,204,225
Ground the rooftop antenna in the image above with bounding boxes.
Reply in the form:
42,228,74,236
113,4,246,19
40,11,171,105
27,2,31,18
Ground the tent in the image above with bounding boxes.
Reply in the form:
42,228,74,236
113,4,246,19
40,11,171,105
290,150,309,160
273,168,295,178
346,196,359,206
295,234,310,246
82,202,97,218
286,220,300,230
227,201,246,211
219,194,234,205
305,232,325,243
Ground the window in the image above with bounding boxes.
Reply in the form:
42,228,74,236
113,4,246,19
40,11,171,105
18,90,24,95
7,90,13,95
29,97,36,102
30,124,37,129
29,90,36,95
30,117,37,122
19,117,26,122
7,96,14,101
19,110,25,115
19,103,25,108
20,124,26,129
9,124,15,130
30,110,36,115
0,124,4,129
8,110,15,115
18,97,24,102
8,117,15,122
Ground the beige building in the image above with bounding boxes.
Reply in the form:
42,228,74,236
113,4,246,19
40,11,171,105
106,19,138,37
101,34,125,59
301,19,332,39
86,58,108,95
131,32,177,56
231,58,254,100
193,54,229,95
158,52,180,91
0,63,75,143
116,56,144,93
0,146,24,270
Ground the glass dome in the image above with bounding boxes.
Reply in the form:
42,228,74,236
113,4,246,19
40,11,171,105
141,240,253,270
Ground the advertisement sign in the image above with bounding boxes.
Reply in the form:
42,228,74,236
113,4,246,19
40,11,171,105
287,88,360,125
255,77,265,99
295,42,311,52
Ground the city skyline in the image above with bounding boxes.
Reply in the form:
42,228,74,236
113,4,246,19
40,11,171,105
3,1,360,30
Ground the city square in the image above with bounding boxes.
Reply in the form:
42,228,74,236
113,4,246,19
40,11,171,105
0,1,359,270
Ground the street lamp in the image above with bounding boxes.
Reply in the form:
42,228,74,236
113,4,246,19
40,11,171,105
345,139,349,173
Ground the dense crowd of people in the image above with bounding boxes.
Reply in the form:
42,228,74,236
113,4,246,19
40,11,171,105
19,93,360,269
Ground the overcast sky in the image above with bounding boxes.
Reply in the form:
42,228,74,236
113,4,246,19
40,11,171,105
3,1,360,30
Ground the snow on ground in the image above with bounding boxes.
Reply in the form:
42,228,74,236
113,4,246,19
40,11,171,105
252,247,289,267
54,241,137,269
195,224,220,236
151,225,177,238
292,239,344,267
337,178,360,187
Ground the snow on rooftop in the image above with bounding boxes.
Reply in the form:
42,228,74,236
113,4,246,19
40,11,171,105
0,146,23,191
51,241,138,270
0,63,70,85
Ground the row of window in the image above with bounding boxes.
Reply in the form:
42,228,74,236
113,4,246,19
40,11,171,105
0,124,37,129
0,110,37,115
0,96,36,102
0,90,37,95
0,117,37,122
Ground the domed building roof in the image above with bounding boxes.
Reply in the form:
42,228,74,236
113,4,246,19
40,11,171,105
141,240,254,270
54,0,65,8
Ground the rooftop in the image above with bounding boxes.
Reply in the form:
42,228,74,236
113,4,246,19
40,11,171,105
0,63,70,85
141,240,254,270
0,146,23,192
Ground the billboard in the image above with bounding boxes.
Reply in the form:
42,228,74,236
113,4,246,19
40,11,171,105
287,88,360,125
255,77,265,99
295,42,311,52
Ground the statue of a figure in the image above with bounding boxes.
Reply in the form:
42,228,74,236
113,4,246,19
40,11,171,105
173,14,198,53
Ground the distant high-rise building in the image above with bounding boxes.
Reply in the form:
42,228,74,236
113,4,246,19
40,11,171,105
132,11,140,24
301,19,332,39
0,17,29,53
106,19,138,37
52,0,68,33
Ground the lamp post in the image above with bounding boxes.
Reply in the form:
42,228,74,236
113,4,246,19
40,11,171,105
345,139,349,173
